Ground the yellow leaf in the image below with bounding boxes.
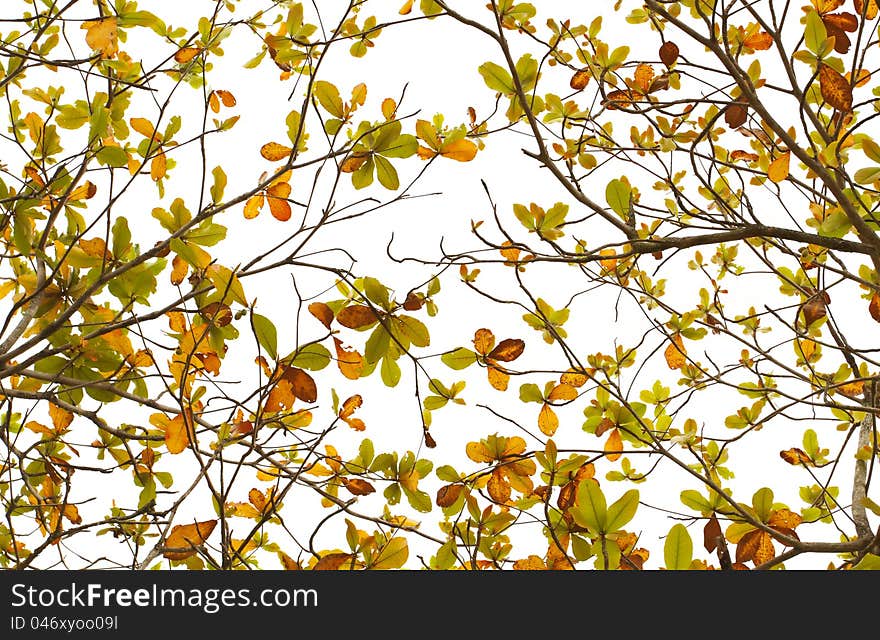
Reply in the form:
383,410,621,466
487,365,510,391
129,117,158,141
48,403,73,433
171,255,188,285
767,152,790,183
371,537,409,569
548,383,578,402
82,18,118,59
604,428,623,462
260,142,292,161
664,333,687,369
244,194,264,219
538,403,559,436
150,151,167,181
513,555,548,570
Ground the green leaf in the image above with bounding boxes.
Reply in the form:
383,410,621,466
680,489,713,513
206,265,247,306
605,179,632,219
752,487,773,522
804,10,827,56
478,61,515,94
605,489,639,531
441,348,477,370
854,167,880,185
111,216,131,257
572,480,607,533
862,138,880,164
852,554,880,570
664,523,693,570
374,155,400,190
381,356,401,387
515,54,539,92
288,343,331,371
252,313,278,360
371,537,409,569
518,383,544,403
96,145,129,168
398,316,430,348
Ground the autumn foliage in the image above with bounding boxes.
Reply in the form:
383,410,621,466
2,0,880,571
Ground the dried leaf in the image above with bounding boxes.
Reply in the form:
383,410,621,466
869,292,880,322
487,468,512,503
341,477,376,496
337,305,379,329
724,103,748,128
436,484,464,508
48,403,73,432
659,41,679,67
163,520,217,560
743,32,773,50
287,367,317,403
174,47,202,63
819,63,853,112
487,364,510,391
704,515,723,553
780,447,812,465
308,302,334,329
473,328,496,355
487,338,525,362
605,428,623,462
314,553,354,571
570,68,591,90
855,0,879,19
333,338,364,380
768,508,802,530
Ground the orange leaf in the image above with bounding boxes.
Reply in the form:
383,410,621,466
266,182,292,221
819,63,853,112
399,0,415,15
265,379,295,413
440,139,478,162
341,477,376,496
473,328,496,355
487,338,524,362
743,32,773,50
308,302,334,329
487,364,510,391
279,552,301,570
340,395,363,419
261,142,292,161
855,0,879,19
487,468,512,503
82,18,118,59
605,428,623,462
735,528,763,563
603,89,637,109
382,98,398,120
768,508,802,530
633,63,655,94
215,89,236,107
164,414,190,454
48,403,73,432
560,370,589,387
779,448,812,465
570,68,591,90
664,334,687,369
129,118,157,140
436,484,464,508
659,41,679,67
341,153,369,173
417,146,438,160
334,338,364,380
249,488,267,512
68,181,97,201
513,555,548,570
174,47,202,64
170,256,188,285
163,520,217,560
78,237,111,259
731,150,759,162
538,404,559,436
150,151,167,181
244,194,264,219
336,305,379,329
314,553,354,570
767,152,791,183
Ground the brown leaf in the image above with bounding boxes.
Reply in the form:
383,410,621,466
308,302,334,329
279,552,301,570
570,68,591,90
724,103,748,128
487,338,525,362
603,89,638,110
200,302,232,327
402,292,423,311
703,515,723,553
780,447,812,465
557,480,576,511
340,153,369,173
801,294,828,327
163,520,217,560
314,553,354,571
436,484,464,508
735,528,763,563
260,142,292,162
286,367,317,403
339,394,363,419
664,334,687,369
768,508,802,530
215,90,236,108
819,63,853,112
341,477,376,496
659,41,680,67
336,304,379,329
869,293,880,322
731,150,759,163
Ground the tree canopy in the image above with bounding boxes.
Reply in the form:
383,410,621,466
1,0,879,570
